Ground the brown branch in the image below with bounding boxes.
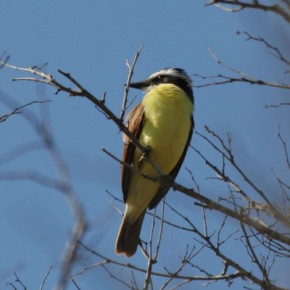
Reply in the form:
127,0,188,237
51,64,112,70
120,45,144,122
0,171,63,189
193,47,290,89
236,31,290,67
240,223,271,287
40,265,53,290
0,88,86,290
13,272,27,290
265,102,290,108
206,0,290,23
0,52,9,70
0,141,44,165
0,100,51,123
101,265,133,289
278,126,290,172
3,58,167,195
103,138,290,249
71,279,82,290
74,242,249,284
161,247,198,289
195,126,290,228
143,202,165,290
167,203,286,290
172,180,290,246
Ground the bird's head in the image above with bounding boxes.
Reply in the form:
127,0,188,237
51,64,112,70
129,68,194,102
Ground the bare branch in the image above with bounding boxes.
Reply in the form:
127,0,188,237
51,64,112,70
143,207,157,290
167,203,286,290
0,52,10,70
0,92,86,290
40,265,53,290
236,30,290,67
1,60,156,169
74,242,254,284
14,272,27,290
120,44,144,122
0,100,51,123
71,279,82,290
193,47,290,89
265,102,290,108
206,0,290,23
278,126,290,172
240,223,271,286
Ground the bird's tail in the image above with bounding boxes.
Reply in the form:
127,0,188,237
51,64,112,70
115,210,145,257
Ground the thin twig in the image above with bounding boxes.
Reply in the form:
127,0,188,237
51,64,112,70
0,100,51,122
193,45,290,90
40,266,53,290
14,272,27,290
120,45,144,122
206,0,290,23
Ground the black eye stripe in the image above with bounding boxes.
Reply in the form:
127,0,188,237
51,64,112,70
152,75,172,83
152,75,164,82
151,75,184,85
149,74,194,103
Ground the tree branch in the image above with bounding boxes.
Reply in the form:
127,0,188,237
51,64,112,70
206,0,290,23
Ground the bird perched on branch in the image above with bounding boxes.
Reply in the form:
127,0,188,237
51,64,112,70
116,68,194,257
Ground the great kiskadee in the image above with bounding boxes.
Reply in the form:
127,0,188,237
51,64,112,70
115,68,194,257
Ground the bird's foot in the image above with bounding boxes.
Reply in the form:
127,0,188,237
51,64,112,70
138,145,150,163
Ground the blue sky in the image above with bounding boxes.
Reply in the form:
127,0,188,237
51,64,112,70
1,1,290,289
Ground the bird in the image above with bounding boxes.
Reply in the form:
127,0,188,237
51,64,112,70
115,68,194,257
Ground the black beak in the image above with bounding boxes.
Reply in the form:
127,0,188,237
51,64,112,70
128,80,150,90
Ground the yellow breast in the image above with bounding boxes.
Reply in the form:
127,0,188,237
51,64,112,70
138,83,193,174
125,83,193,221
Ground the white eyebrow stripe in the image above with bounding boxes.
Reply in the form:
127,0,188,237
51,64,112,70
148,68,192,87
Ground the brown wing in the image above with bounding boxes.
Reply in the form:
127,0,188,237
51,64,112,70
121,102,145,203
148,115,194,209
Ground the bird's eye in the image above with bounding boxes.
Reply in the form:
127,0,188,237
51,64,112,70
154,75,163,82
150,75,167,85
